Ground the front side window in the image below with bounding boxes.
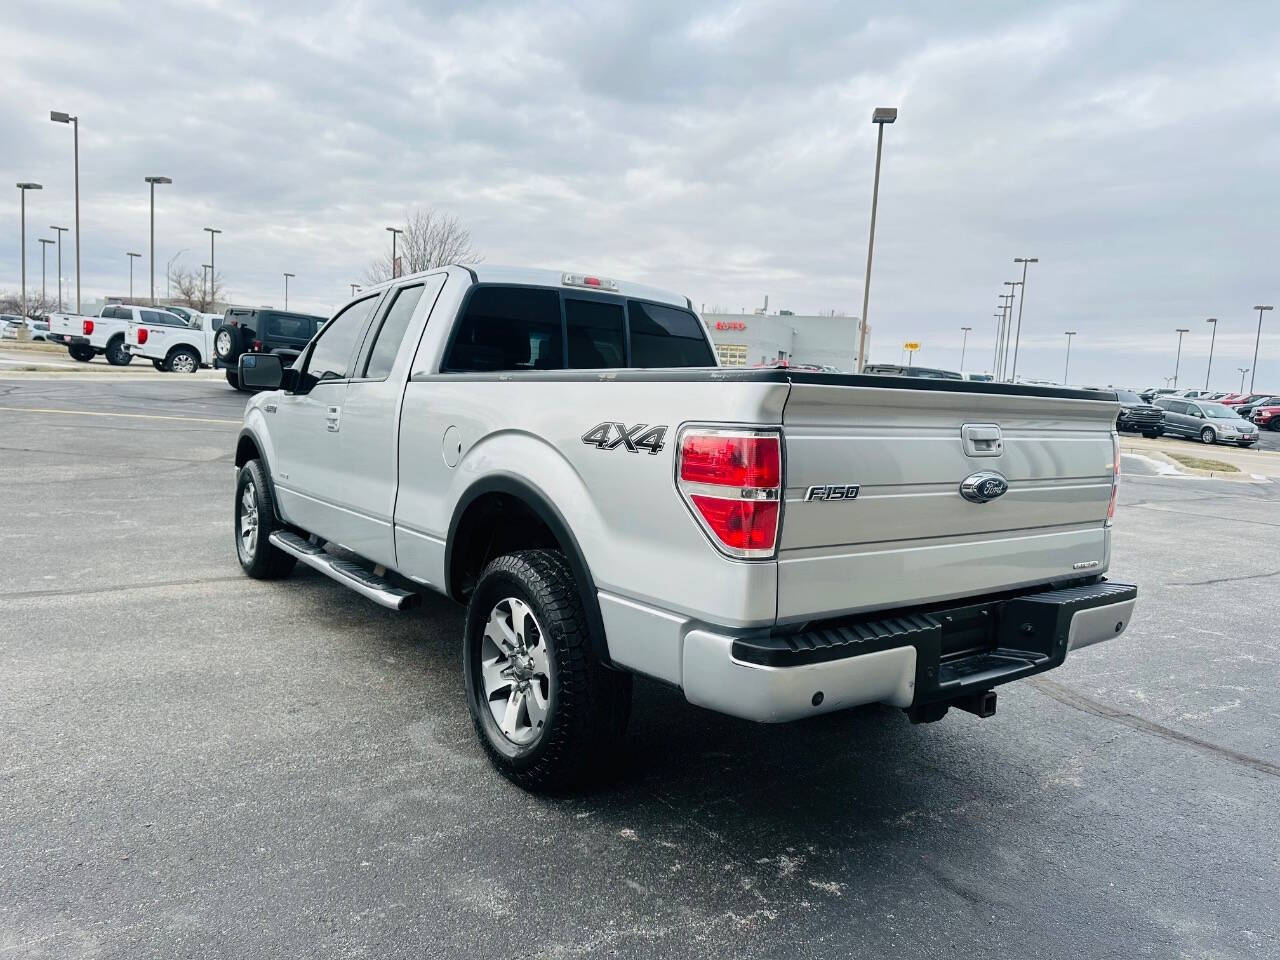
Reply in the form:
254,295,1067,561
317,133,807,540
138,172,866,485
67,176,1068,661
566,298,625,369
445,286,562,372
304,297,379,382
363,283,426,379
628,301,714,367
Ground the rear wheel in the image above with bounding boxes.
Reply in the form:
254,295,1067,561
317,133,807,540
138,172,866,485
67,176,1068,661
68,343,94,363
165,347,199,373
463,550,630,792
1200,427,1216,444
234,459,296,579
104,335,132,366
214,327,238,363
1142,430,1160,439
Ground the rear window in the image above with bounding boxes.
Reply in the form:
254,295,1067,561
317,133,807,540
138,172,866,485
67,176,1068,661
628,300,714,367
446,287,563,372
566,299,625,369
265,313,314,341
442,286,712,373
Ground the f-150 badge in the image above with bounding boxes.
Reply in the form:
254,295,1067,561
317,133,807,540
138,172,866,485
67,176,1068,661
582,422,667,455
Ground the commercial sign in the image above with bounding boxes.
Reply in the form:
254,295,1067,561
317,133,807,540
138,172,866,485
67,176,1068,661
715,321,747,331
903,341,920,351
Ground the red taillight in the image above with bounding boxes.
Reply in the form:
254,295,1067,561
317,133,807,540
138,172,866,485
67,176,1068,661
252,340,263,351
679,433,781,488
83,319,94,335
677,429,782,558
1106,432,1120,524
137,327,148,345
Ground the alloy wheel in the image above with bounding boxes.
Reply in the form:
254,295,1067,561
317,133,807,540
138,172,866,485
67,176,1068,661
238,482,259,560
480,597,552,746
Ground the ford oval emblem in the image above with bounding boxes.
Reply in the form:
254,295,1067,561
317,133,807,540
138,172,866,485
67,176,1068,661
960,470,1009,504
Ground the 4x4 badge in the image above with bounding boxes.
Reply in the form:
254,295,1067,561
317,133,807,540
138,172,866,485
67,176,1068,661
581,422,667,455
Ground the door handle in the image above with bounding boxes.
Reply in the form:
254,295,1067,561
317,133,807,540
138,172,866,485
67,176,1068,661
325,405,341,433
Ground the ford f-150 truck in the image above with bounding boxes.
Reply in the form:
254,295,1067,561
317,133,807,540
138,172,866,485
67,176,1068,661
231,265,1137,791
48,303,186,365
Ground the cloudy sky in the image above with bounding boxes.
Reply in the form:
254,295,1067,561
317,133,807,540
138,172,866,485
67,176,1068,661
4,0,1280,387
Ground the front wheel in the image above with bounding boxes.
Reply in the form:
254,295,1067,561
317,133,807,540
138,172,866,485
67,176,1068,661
463,550,631,792
165,347,200,373
1143,431,1160,439
1200,427,1217,444
151,359,165,371
234,460,296,579
68,343,94,363
105,335,132,366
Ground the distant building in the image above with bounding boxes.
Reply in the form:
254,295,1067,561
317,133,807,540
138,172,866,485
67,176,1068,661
701,311,865,371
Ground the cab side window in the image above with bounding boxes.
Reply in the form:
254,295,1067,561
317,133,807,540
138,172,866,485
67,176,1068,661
362,283,426,379
444,287,563,372
304,297,380,383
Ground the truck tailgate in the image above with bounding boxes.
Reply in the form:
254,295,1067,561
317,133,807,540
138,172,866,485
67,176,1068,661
777,379,1118,623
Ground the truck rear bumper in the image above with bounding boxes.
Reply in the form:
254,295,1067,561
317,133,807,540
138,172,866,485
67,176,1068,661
681,581,1137,723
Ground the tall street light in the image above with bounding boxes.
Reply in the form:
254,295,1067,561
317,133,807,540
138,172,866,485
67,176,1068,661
16,182,43,321
144,176,172,305
1250,305,1273,392
1001,281,1022,379
349,283,360,297
50,111,80,312
1238,367,1251,393
1010,256,1038,381
204,227,221,304
386,226,404,279
127,252,141,300
997,292,1015,380
283,272,295,309
1203,318,1219,391
992,310,1005,374
1173,327,1190,388
856,106,898,374
202,264,212,305
38,238,54,306
1063,331,1077,385
960,325,972,370
50,225,68,311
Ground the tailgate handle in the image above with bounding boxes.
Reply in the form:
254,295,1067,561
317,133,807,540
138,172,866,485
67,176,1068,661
962,423,1003,457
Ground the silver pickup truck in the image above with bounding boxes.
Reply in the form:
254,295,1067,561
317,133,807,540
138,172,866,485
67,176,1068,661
231,265,1136,791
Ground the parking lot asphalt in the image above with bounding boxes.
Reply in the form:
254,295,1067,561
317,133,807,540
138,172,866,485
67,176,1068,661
2,377,1278,959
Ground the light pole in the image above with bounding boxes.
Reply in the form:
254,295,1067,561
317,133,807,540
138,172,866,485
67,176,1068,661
50,111,80,313
1173,328,1190,389
960,325,972,370
1063,331,1077,384
997,293,1015,380
856,106,898,374
16,182,43,321
38,238,54,307
1238,368,1250,393
992,310,1004,374
349,283,360,297
50,225,68,311
127,252,141,300
202,264,212,307
144,176,172,305
283,272,295,309
1250,305,1272,392
1203,318,1218,391
386,226,404,279
1010,257,1038,381
203,227,221,305
1001,281,1022,379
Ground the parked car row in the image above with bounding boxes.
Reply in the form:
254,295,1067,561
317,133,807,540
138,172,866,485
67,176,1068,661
1,314,50,340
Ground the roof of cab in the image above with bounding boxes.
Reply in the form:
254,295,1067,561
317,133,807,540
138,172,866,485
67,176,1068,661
363,264,692,310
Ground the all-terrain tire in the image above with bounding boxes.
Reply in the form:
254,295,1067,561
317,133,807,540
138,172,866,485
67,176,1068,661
165,346,200,373
234,459,297,580
463,550,631,792
105,335,133,366
68,343,94,362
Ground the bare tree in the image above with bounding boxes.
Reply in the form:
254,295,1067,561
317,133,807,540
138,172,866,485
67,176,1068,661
366,208,482,283
167,264,226,312
0,290,57,318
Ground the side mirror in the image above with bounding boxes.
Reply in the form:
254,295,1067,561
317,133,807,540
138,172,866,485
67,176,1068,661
240,352,285,390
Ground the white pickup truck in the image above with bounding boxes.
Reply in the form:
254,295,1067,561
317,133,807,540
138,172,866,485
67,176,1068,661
125,308,221,372
47,303,186,366
230,265,1137,791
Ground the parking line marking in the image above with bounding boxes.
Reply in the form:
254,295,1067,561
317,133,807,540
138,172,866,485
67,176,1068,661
0,405,239,425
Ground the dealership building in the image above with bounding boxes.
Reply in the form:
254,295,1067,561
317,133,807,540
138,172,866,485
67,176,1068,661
700,311,865,371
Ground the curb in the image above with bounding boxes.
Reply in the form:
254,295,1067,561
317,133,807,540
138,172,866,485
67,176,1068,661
1119,445,1265,481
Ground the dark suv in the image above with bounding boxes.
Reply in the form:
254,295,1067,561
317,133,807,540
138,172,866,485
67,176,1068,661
1114,390,1165,438
214,308,327,390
